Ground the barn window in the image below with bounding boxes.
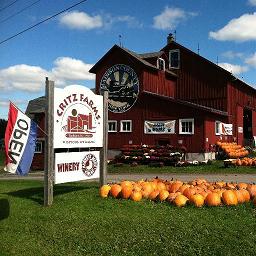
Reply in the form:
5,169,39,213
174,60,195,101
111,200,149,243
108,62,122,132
179,118,194,135
108,120,117,132
169,49,180,69
35,141,43,153
120,120,132,132
157,58,165,71
215,121,221,135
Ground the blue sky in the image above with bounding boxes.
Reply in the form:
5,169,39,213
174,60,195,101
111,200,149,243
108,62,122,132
1,0,256,119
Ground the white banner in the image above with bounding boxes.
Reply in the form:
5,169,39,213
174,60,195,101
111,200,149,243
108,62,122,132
54,85,103,148
221,123,233,135
55,151,100,184
144,120,175,134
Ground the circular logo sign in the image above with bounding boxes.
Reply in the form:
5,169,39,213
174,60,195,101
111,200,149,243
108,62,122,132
82,153,98,177
100,64,139,113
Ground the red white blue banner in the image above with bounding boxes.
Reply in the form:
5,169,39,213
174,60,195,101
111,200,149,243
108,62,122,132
4,103,38,175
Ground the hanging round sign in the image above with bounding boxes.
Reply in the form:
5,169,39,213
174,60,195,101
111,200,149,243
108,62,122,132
100,64,139,113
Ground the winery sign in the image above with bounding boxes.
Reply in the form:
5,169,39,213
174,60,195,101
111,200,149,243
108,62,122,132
55,151,100,184
54,85,103,148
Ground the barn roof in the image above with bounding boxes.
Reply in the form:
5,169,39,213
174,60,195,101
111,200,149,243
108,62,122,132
89,45,177,77
25,96,45,115
26,89,96,115
143,91,228,116
138,51,164,59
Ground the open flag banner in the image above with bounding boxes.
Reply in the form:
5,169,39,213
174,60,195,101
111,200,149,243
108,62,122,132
221,123,233,135
4,103,38,175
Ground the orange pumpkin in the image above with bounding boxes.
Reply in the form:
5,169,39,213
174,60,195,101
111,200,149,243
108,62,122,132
121,186,133,199
148,190,160,201
131,191,142,202
159,190,169,201
110,184,122,198
190,194,205,207
173,194,189,207
247,184,256,199
222,190,238,206
205,192,221,206
167,192,181,203
183,187,196,200
99,184,111,198
169,181,183,193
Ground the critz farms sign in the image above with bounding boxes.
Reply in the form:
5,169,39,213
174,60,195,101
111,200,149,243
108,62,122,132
54,85,103,148
55,151,100,184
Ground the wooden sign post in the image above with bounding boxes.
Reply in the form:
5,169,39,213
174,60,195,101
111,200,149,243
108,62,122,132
44,77,54,206
100,90,108,186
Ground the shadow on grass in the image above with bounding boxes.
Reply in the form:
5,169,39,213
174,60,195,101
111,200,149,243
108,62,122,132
5,184,96,205
0,198,10,220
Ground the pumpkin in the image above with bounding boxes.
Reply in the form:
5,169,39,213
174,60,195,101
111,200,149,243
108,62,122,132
173,194,189,207
237,182,248,190
121,186,133,199
110,184,122,198
159,190,169,201
183,187,196,200
167,192,181,203
234,190,245,204
190,194,205,207
240,189,250,202
99,184,111,198
247,184,256,199
148,190,160,201
205,192,221,206
222,190,238,206
253,196,256,206
131,191,142,202
169,181,183,193
121,180,133,189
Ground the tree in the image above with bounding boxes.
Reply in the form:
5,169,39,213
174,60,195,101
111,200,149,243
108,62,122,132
0,119,7,139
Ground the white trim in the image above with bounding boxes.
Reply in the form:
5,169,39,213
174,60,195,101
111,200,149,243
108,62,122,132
169,49,180,69
108,120,117,132
215,121,221,135
120,120,132,132
179,118,194,135
35,141,43,154
157,58,165,71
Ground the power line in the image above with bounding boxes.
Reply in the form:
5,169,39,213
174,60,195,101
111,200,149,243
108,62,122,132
0,0,20,13
0,0,87,45
0,0,41,24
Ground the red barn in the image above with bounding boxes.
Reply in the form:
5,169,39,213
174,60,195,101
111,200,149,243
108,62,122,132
27,35,256,168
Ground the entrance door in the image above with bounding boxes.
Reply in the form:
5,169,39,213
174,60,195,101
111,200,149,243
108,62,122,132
243,108,253,146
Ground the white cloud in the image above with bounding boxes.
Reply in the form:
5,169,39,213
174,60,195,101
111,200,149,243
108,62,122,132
153,6,197,30
52,57,95,83
245,53,256,67
59,11,103,30
222,51,244,60
209,13,256,42
0,64,49,92
248,0,256,6
218,62,249,75
0,99,28,107
0,57,95,92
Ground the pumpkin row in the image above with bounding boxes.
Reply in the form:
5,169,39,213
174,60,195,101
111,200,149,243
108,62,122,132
216,141,249,158
99,178,256,207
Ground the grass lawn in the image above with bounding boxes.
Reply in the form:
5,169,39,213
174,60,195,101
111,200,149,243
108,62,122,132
108,161,256,174
0,180,256,256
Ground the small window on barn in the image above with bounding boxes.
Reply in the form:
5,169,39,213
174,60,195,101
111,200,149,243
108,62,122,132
120,120,132,132
179,118,194,135
169,49,180,69
108,120,117,132
215,121,221,135
157,58,165,71
35,141,43,153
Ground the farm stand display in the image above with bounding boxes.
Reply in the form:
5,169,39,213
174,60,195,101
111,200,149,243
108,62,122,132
114,144,183,166
100,178,256,208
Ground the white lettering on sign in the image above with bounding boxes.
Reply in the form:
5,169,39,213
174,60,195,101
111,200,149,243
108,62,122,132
7,112,31,172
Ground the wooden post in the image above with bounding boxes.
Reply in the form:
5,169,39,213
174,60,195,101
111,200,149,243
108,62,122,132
100,90,108,186
44,77,54,206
